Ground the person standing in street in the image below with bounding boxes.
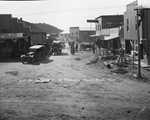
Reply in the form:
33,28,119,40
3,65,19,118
75,43,78,52
92,42,95,54
70,42,75,55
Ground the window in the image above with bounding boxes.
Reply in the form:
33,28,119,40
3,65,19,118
96,25,98,31
76,31,78,35
127,19,129,32
98,24,100,31
135,16,137,30
99,25,101,30
96,24,99,31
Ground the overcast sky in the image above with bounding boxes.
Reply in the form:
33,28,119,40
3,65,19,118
0,0,149,32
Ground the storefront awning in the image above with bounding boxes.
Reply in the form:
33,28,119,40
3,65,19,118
89,33,119,41
89,34,101,37
103,34,119,40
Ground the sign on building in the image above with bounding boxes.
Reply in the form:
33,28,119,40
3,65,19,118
0,33,23,39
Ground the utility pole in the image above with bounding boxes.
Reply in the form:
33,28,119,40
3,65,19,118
137,13,141,78
135,7,143,78
132,40,135,68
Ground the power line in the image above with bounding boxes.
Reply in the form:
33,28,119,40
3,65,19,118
14,5,126,16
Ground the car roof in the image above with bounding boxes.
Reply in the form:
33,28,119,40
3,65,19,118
29,45,45,49
53,41,61,44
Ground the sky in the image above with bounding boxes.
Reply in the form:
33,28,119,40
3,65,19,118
0,0,150,32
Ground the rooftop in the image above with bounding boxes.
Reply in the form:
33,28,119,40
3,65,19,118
95,14,123,20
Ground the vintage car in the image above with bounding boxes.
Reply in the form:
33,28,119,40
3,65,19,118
21,45,47,64
80,43,93,51
51,40,62,55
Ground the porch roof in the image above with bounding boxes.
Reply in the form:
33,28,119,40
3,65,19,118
103,34,119,40
89,34,119,41
89,34,101,37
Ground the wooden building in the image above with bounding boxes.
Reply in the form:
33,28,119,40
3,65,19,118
79,30,95,43
19,19,46,45
88,15,123,52
69,27,80,43
124,1,150,64
0,14,46,58
141,7,150,64
124,1,138,54
0,14,30,58
69,27,95,44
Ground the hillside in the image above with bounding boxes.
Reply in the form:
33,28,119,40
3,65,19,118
35,23,63,34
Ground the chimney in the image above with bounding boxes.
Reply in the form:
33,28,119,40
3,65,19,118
20,17,22,21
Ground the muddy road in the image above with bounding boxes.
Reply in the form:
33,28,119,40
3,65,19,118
0,48,150,120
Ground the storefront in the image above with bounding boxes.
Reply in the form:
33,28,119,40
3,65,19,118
0,33,30,58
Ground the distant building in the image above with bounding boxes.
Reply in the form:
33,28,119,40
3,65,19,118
19,19,47,45
59,31,70,42
79,30,95,43
123,1,150,64
69,27,95,43
95,15,123,36
70,27,80,43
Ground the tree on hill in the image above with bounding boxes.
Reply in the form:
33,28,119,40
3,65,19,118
35,23,63,34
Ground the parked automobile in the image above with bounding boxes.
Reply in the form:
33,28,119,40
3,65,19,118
37,43,50,54
61,41,66,48
80,43,93,51
21,45,47,64
51,40,62,55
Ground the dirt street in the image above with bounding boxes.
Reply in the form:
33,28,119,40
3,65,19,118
0,48,150,120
